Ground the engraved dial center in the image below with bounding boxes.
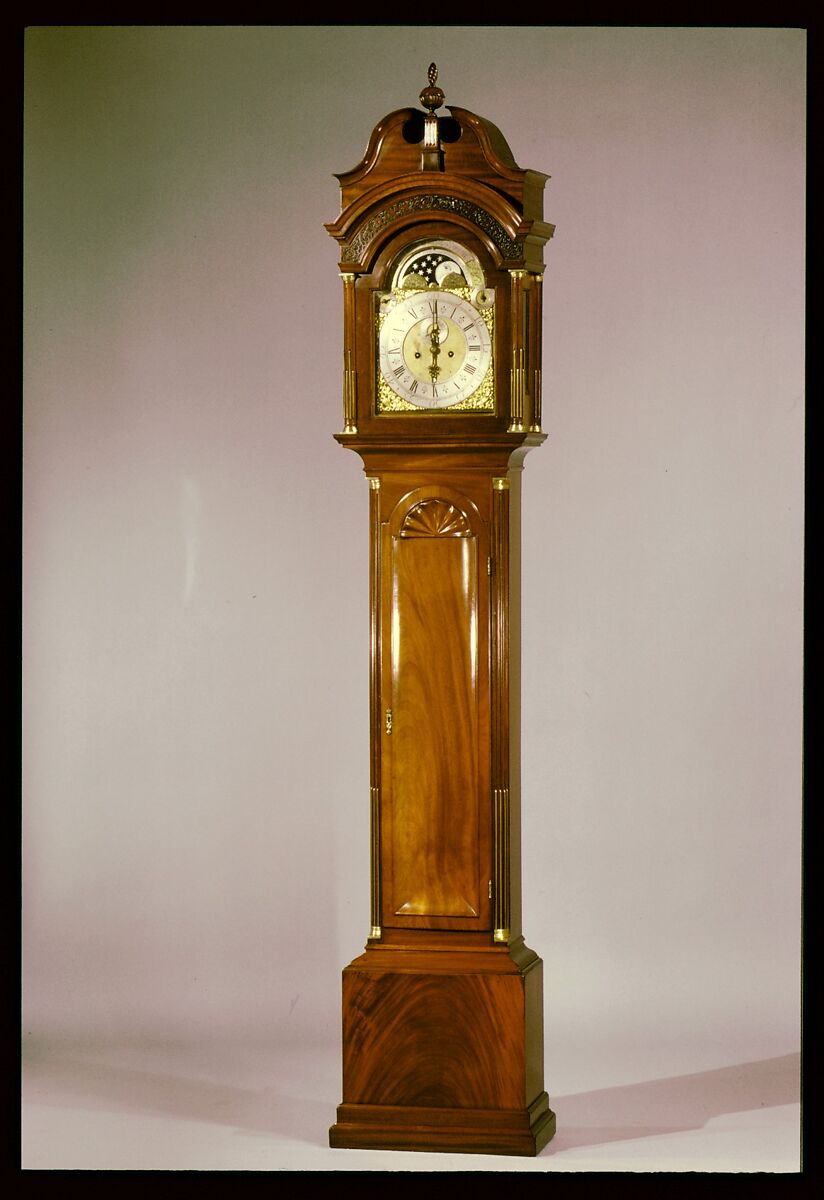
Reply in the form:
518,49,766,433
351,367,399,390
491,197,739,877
403,316,466,385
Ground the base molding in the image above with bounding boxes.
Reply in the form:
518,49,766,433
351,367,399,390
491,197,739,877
330,1091,555,1156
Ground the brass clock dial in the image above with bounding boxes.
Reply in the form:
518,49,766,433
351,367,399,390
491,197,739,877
376,239,495,414
378,289,492,409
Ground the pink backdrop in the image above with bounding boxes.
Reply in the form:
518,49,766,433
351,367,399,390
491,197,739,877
24,26,803,1104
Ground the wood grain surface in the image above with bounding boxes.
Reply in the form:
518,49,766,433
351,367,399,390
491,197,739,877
388,525,479,919
329,945,553,1155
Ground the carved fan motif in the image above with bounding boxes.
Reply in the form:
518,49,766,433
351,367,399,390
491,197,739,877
400,498,472,538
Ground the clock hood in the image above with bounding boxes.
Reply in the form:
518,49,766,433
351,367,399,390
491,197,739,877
333,103,548,219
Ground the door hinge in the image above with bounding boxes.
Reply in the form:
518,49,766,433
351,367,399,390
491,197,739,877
487,556,493,576
385,709,393,735
488,879,493,900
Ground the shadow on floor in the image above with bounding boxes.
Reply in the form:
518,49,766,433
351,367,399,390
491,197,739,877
547,1053,800,1153
23,1045,799,1155
23,1047,331,1148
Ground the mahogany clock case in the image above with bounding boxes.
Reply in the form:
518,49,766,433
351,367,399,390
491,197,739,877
327,72,556,1157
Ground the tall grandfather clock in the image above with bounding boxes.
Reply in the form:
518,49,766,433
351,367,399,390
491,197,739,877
326,66,556,1157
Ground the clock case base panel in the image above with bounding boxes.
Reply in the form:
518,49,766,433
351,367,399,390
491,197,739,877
328,940,555,1157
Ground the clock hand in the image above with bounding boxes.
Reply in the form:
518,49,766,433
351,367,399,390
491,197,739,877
428,301,441,383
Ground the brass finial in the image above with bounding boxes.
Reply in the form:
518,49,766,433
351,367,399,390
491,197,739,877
419,62,445,114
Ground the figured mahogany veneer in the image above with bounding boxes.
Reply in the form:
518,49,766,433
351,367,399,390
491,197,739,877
330,941,554,1156
382,482,489,928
